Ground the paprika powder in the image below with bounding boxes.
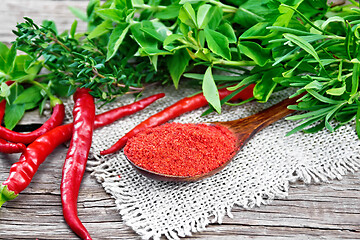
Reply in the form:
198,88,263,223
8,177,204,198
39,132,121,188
124,122,237,177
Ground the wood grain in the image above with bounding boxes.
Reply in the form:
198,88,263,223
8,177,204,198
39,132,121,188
0,1,360,239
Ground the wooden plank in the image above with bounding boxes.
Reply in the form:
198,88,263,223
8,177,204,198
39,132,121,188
0,0,88,45
0,0,360,239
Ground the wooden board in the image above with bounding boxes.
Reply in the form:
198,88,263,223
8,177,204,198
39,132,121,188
0,1,360,239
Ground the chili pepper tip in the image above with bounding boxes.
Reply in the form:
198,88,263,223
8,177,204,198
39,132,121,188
0,184,18,208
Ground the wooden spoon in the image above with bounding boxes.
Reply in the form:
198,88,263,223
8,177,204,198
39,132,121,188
125,94,302,182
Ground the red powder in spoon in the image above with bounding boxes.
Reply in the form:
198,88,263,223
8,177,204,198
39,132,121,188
124,122,237,177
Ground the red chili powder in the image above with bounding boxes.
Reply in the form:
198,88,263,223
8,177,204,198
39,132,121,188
124,122,237,177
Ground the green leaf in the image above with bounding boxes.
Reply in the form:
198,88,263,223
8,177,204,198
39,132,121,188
13,86,42,105
140,21,169,42
106,23,130,61
197,4,212,29
0,82,10,98
4,103,25,130
234,7,265,28
96,9,125,23
351,62,360,96
307,89,345,105
273,0,303,27
164,34,184,47
240,22,271,39
167,49,190,88
207,6,223,30
154,4,181,20
5,43,17,74
204,28,231,60
253,68,281,102
70,20,78,39
321,16,345,30
218,23,237,43
238,41,271,67
324,103,346,132
283,33,322,65
0,42,9,72
87,0,100,18
304,80,323,91
131,22,157,49
88,20,113,39
203,67,221,113
326,84,346,96
69,6,88,22
178,2,197,29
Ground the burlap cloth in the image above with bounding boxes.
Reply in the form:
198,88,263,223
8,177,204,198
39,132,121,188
65,85,360,240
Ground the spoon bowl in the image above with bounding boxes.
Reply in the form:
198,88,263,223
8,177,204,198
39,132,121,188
124,94,302,182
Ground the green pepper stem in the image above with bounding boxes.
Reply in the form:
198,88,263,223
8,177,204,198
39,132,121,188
0,184,18,208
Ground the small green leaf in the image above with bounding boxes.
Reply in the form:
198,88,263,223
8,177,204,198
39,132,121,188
234,7,264,28
351,62,360,96
164,34,184,47
0,82,10,98
70,20,78,39
4,103,25,130
88,20,113,39
238,41,271,67
69,6,88,22
253,68,281,102
304,80,323,91
13,86,42,105
218,23,237,43
204,28,231,60
273,1,303,28
203,67,221,113
5,43,17,74
207,6,222,30
154,4,181,19
307,89,345,105
167,49,190,88
197,4,212,29
87,0,100,18
96,9,125,23
0,42,9,71
140,21,169,42
284,33,322,66
106,23,130,61
178,2,197,29
240,22,270,39
326,85,346,96
321,16,345,30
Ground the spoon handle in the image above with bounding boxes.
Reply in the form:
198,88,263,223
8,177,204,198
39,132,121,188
216,94,302,147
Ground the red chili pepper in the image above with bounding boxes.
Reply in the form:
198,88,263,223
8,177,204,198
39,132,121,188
0,139,26,154
0,93,164,206
0,81,26,154
61,88,95,240
0,99,5,123
100,84,254,155
0,81,14,125
0,99,65,144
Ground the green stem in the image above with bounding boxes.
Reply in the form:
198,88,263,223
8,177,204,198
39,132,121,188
0,184,18,208
213,60,257,67
26,80,62,107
